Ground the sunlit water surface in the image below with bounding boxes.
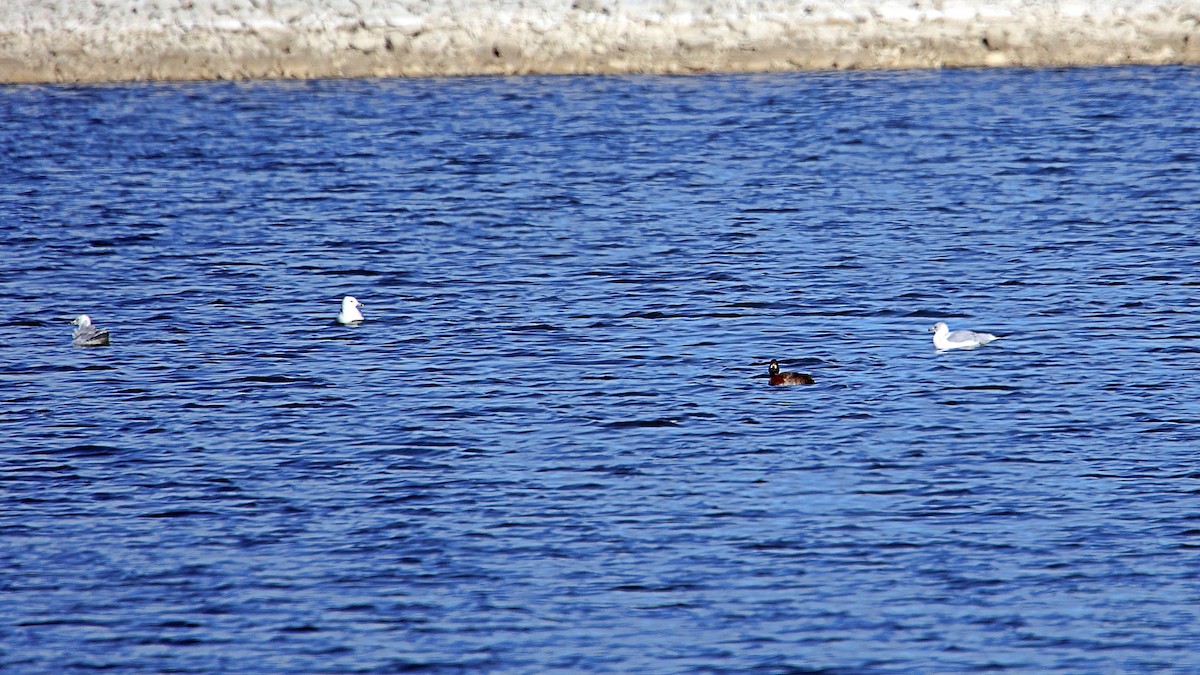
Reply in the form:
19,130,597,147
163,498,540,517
3,66,1200,672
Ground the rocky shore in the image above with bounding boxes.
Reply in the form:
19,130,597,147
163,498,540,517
2,0,1199,83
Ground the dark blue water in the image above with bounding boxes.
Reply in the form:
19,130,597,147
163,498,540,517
3,66,1200,672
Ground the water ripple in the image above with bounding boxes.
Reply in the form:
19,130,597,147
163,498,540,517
3,67,1200,672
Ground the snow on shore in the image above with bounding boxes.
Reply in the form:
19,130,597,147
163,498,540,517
1,0,1198,83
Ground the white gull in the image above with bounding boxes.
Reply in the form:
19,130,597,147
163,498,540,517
930,321,999,351
337,296,364,325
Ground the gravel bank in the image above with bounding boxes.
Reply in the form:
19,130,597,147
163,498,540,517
2,0,1199,83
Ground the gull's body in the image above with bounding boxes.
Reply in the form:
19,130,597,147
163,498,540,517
930,321,999,351
337,296,364,325
71,314,110,347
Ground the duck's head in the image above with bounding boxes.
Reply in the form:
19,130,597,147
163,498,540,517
768,359,781,376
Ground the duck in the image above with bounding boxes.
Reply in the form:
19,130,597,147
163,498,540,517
337,296,364,325
768,359,814,386
929,321,999,351
71,314,110,347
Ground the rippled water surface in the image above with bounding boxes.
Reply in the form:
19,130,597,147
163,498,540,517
3,66,1200,672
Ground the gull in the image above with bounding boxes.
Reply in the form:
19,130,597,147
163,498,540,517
337,296,365,325
929,321,999,351
71,314,110,347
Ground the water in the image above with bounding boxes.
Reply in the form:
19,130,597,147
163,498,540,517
2,66,1200,672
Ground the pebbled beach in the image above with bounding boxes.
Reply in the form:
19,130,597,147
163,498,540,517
2,0,1199,83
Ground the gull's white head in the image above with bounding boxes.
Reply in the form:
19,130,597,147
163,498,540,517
929,321,948,334
342,296,363,310
72,314,92,328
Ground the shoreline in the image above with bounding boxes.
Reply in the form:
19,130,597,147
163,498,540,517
3,1,1199,84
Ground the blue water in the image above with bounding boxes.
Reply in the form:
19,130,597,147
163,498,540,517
3,66,1200,672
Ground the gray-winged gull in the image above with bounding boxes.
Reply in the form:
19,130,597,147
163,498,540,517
72,314,110,347
930,321,999,351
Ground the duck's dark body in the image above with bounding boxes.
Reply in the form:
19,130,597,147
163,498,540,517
768,359,814,386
